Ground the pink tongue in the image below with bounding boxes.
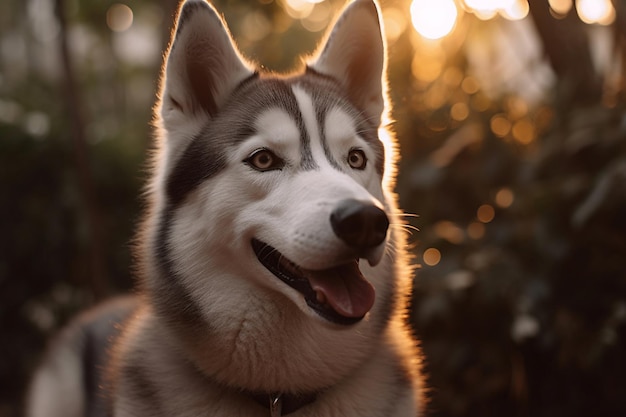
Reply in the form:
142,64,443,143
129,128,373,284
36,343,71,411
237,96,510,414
307,262,376,318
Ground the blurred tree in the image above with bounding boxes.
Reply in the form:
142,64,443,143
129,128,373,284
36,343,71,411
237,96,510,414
400,1,626,416
528,0,603,106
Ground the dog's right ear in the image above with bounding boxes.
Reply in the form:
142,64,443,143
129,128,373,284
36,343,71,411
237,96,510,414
310,0,386,127
159,0,253,130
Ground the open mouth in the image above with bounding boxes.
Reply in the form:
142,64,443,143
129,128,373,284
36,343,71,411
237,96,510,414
251,239,375,326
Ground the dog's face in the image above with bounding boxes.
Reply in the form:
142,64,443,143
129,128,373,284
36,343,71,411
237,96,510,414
145,0,399,392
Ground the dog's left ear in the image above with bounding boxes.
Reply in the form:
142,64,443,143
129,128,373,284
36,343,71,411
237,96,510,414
310,0,386,126
160,0,253,128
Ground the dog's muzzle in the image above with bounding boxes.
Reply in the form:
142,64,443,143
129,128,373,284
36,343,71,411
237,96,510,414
252,199,389,326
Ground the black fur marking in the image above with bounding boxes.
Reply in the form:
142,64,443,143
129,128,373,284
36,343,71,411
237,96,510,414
315,99,342,171
247,78,316,171
235,71,261,92
165,77,314,209
165,134,227,208
294,71,386,176
304,66,342,85
122,364,164,416
294,101,317,171
153,210,209,335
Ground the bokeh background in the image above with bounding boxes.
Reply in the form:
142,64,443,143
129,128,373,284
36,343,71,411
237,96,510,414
1,0,625,416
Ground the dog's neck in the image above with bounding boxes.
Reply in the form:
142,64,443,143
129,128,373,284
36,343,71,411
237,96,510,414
249,391,317,416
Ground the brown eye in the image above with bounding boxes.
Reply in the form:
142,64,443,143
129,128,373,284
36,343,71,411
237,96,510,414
245,148,284,171
347,148,367,170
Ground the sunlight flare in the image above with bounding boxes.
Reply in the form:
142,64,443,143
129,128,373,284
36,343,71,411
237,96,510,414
464,0,515,12
549,0,573,15
410,0,458,40
500,0,529,20
576,0,615,25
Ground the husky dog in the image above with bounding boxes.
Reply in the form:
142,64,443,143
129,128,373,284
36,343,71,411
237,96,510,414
26,0,424,416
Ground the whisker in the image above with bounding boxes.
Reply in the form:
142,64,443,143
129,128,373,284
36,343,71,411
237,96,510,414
396,212,420,219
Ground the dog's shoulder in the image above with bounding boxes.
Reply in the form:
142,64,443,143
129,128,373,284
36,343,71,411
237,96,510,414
26,296,139,417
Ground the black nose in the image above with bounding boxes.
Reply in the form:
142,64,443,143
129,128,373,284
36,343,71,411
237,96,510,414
330,199,389,251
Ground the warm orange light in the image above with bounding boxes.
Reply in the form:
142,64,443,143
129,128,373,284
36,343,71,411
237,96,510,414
106,3,133,32
461,76,480,95
434,221,464,244
464,0,514,13
490,114,512,137
451,102,470,121
284,0,314,19
423,248,442,266
412,53,444,82
301,1,331,32
470,93,490,112
383,8,408,43
576,0,615,25
512,118,535,144
477,204,495,223
241,12,271,41
443,67,464,87
411,0,458,40
500,0,529,20
506,96,529,120
495,188,515,208
463,0,528,20
549,0,573,15
464,0,498,10
467,222,485,239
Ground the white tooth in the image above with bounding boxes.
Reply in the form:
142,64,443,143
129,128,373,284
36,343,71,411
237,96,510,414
316,290,326,304
367,245,385,267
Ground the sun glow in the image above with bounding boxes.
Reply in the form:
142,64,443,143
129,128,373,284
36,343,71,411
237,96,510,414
576,0,615,25
549,0,573,15
283,0,315,19
500,0,529,20
410,0,458,40
463,0,530,20
464,0,510,11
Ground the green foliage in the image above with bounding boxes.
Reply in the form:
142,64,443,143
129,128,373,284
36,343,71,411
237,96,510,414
405,102,626,416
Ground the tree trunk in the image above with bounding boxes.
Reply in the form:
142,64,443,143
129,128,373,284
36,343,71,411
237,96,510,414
55,0,108,301
527,0,603,107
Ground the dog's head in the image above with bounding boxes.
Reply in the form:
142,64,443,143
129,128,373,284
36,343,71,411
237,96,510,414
144,0,405,392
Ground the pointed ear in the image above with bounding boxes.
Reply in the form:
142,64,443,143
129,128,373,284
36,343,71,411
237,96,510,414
160,0,253,128
310,0,386,126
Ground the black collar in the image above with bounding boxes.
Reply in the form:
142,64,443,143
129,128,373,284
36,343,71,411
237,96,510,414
249,391,317,415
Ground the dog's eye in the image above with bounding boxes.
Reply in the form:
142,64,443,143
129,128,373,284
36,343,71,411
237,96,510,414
245,148,283,171
347,148,367,170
